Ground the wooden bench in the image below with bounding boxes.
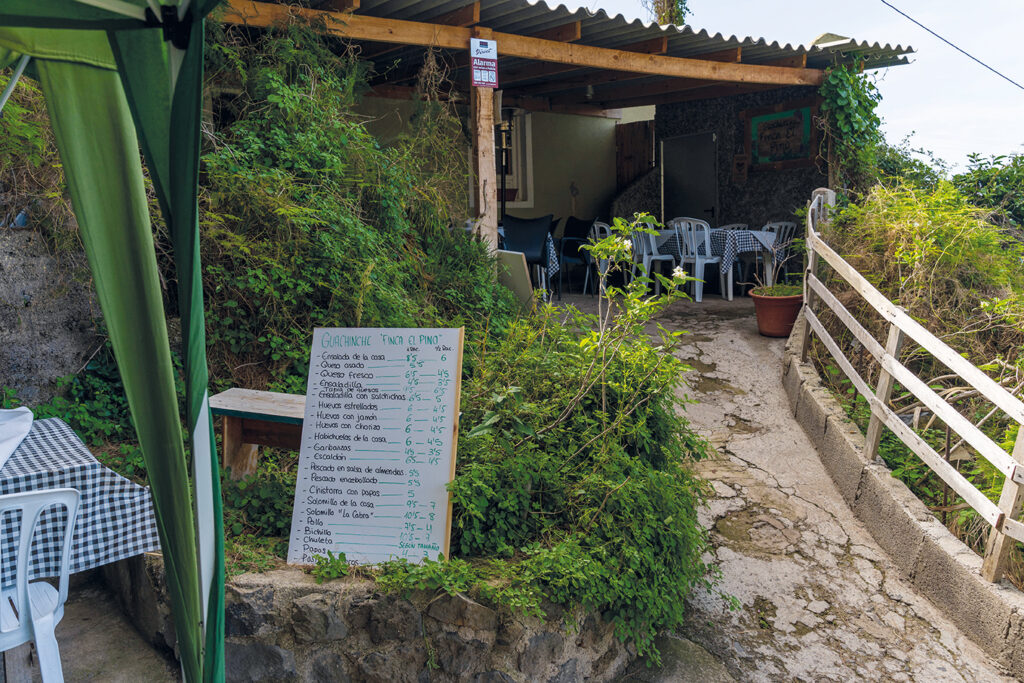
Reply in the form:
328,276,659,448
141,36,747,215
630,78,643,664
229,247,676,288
208,388,304,479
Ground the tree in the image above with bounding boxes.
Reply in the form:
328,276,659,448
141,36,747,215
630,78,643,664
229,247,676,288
642,0,689,25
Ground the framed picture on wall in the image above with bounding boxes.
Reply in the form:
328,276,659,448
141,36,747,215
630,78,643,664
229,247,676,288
741,99,821,170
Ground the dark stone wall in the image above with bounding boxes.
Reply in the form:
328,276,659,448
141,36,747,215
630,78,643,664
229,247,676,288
610,168,660,222
655,86,828,228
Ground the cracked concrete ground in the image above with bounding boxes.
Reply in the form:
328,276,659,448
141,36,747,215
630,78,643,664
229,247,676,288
562,294,1011,682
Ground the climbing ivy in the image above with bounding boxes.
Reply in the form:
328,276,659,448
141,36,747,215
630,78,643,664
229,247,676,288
819,63,882,195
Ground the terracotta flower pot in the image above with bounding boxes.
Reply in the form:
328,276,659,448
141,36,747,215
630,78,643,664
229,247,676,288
750,289,803,337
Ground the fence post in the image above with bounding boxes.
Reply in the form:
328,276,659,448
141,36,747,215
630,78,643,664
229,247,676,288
982,428,1024,582
864,322,906,461
800,245,818,363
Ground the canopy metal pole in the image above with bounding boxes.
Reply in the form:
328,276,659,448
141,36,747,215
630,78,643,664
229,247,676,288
0,55,31,115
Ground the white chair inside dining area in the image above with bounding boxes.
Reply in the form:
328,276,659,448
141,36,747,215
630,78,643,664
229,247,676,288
0,488,80,683
583,221,612,295
670,217,733,302
629,219,675,295
762,221,798,260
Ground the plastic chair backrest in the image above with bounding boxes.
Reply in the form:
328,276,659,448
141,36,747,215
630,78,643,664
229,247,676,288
502,214,553,265
629,220,660,264
0,488,79,650
562,216,594,241
589,222,612,272
676,218,712,258
763,221,798,255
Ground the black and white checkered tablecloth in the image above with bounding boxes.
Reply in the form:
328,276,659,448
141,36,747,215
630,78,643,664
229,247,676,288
658,228,775,275
0,418,160,587
712,229,775,275
545,234,559,278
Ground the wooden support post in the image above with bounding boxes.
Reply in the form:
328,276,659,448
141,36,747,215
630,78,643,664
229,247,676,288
4,643,34,682
471,81,498,248
864,322,907,460
982,429,1024,582
222,414,259,480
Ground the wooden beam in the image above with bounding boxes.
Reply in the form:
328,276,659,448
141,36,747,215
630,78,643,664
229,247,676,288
531,21,581,42
695,47,742,63
499,36,669,86
616,36,671,55
761,54,807,68
224,1,824,87
550,76,708,106
317,0,359,11
435,2,480,27
594,82,778,109
471,87,498,248
512,46,741,97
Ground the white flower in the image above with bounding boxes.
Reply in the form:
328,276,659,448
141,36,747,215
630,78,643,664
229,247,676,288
672,266,686,279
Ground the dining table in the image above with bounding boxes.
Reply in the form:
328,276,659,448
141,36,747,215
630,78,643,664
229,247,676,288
0,417,160,588
656,224,778,285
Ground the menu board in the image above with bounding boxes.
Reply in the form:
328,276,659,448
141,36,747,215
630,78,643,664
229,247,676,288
287,327,464,566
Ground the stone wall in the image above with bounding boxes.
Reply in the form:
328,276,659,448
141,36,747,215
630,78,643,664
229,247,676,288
609,168,660,222
104,554,632,682
0,228,99,402
656,86,828,228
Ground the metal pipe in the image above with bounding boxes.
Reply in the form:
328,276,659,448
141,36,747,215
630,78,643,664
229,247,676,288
0,55,31,116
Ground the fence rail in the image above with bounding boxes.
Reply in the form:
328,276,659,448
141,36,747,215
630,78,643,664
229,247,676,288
800,189,1024,582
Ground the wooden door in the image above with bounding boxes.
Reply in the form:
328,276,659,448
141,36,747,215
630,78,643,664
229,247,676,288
615,121,654,191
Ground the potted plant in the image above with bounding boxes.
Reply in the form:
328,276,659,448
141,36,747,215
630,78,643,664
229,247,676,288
749,237,804,337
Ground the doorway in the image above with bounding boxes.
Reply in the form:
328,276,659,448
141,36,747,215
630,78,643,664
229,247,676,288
661,132,718,226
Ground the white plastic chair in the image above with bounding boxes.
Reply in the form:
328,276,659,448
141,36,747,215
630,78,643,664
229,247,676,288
675,218,733,302
583,221,612,295
760,221,798,283
0,488,80,683
629,221,675,295
762,221,798,260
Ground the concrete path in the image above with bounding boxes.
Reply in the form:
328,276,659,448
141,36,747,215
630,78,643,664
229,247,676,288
7,578,179,682
629,296,1012,682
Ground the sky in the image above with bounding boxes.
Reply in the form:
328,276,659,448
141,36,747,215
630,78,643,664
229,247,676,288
568,0,1024,171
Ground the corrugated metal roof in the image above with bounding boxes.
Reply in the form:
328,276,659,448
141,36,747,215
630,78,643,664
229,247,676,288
346,0,911,67
305,0,913,106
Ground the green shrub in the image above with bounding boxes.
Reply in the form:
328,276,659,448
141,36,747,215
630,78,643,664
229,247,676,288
826,181,1024,359
952,153,1024,228
380,218,716,661
199,20,514,393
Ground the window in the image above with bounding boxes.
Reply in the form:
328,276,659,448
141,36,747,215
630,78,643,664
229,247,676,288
468,110,534,210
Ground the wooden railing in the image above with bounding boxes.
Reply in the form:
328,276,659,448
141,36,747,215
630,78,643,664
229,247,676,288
800,188,1024,582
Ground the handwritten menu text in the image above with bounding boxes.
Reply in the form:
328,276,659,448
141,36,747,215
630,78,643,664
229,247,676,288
287,328,463,566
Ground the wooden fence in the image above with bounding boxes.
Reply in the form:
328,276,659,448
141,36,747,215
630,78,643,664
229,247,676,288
800,188,1024,582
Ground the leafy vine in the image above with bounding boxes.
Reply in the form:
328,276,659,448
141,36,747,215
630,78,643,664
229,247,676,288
819,63,882,195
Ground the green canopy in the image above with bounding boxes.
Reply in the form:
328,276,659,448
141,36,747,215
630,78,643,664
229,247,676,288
1,2,224,681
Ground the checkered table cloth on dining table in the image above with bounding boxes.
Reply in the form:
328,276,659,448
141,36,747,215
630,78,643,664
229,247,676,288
0,417,160,588
657,227,776,275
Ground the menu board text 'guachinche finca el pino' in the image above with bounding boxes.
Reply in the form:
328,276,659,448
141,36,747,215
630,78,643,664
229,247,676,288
287,327,464,566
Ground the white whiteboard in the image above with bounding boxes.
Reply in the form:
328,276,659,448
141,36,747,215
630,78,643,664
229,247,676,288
287,327,464,565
